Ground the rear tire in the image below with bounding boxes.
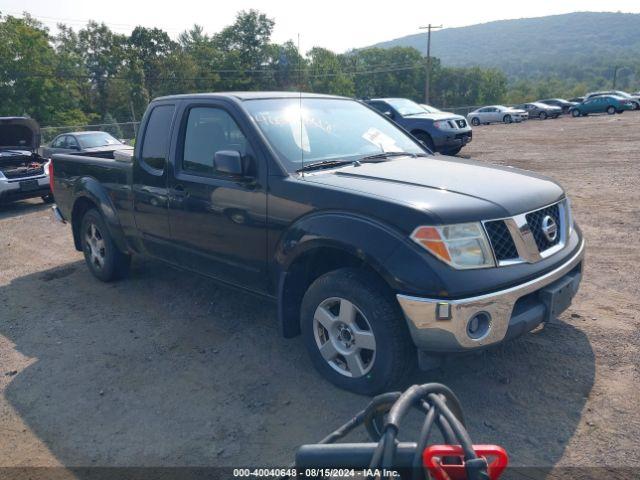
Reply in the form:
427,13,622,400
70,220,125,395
80,209,131,282
300,268,415,395
607,106,616,115
41,194,54,204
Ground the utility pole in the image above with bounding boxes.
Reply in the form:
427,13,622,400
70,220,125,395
419,24,442,104
612,65,620,89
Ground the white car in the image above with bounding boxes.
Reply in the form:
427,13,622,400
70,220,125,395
467,105,528,126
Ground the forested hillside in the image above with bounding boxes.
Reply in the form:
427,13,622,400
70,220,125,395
2,10,638,128
371,12,640,90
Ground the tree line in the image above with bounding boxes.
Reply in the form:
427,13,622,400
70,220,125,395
0,9,581,128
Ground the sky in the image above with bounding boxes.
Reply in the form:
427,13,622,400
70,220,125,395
1,0,640,53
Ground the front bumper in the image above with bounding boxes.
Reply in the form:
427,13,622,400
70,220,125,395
0,175,50,203
397,239,585,353
433,129,473,151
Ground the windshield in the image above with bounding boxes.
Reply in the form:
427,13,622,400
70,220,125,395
244,98,424,172
383,98,425,116
77,132,122,149
420,104,441,113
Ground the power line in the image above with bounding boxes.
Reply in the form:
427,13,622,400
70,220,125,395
1,10,185,34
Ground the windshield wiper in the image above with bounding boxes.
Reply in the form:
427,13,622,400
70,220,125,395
359,151,428,162
296,159,357,173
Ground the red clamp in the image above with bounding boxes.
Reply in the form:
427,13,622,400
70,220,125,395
423,445,508,480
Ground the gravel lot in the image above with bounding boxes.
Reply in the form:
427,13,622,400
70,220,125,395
1,113,639,472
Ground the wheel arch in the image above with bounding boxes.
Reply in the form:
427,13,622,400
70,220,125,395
275,212,410,338
70,178,128,254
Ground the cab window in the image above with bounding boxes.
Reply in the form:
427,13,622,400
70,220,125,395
141,104,175,172
181,107,253,176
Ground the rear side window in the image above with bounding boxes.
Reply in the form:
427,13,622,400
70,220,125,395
141,104,175,171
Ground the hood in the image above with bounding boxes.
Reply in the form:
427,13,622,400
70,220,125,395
408,112,464,122
0,117,40,151
305,156,564,223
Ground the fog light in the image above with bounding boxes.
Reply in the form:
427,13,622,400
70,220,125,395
467,312,491,339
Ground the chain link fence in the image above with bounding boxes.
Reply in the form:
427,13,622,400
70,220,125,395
40,122,140,145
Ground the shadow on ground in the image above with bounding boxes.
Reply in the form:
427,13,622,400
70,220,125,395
0,199,50,221
1,259,594,470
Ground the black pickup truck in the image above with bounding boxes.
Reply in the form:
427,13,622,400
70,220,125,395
51,92,585,395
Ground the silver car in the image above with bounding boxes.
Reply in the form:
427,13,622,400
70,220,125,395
467,105,528,126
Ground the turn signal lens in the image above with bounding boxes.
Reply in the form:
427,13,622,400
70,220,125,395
411,222,495,269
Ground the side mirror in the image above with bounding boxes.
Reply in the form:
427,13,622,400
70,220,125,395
214,150,243,176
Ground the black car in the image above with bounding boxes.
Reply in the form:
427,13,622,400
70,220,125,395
0,117,52,204
515,102,562,120
365,98,472,155
51,92,584,394
538,98,579,114
42,131,133,159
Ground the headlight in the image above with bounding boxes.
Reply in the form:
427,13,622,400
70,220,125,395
410,222,495,269
433,120,454,130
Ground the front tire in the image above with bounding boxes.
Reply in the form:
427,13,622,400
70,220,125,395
443,146,462,156
503,114,512,124
539,111,548,120
80,209,131,282
300,268,415,395
607,106,616,115
41,194,55,204
471,117,480,126
413,132,435,153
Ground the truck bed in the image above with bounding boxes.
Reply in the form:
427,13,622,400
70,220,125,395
51,153,134,225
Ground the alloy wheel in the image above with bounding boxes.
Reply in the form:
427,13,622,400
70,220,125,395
312,297,376,378
84,223,106,270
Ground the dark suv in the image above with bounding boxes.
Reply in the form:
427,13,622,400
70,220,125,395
365,98,472,156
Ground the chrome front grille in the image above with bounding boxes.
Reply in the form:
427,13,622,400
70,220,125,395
526,203,561,251
483,200,568,266
484,220,518,261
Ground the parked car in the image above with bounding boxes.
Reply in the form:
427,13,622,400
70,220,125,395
467,105,528,126
538,98,578,114
365,98,472,155
568,96,585,104
51,92,584,395
569,95,635,117
584,90,640,110
515,102,562,120
42,131,133,159
0,117,52,204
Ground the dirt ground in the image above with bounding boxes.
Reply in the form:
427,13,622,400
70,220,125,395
1,113,639,473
